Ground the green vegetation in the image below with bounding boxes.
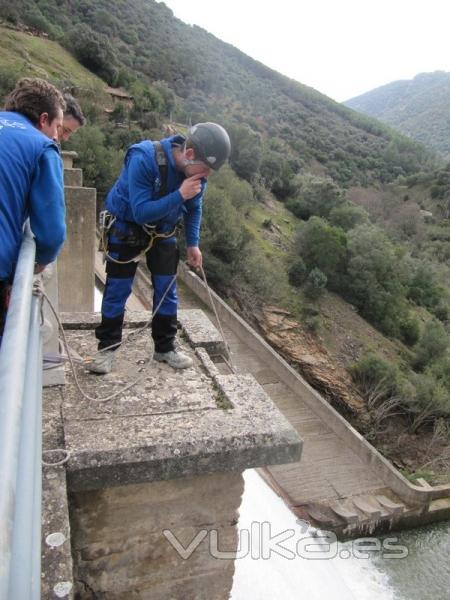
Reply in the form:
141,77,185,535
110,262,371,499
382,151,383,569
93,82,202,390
0,2,448,440
0,0,438,189
350,349,450,434
0,26,105,92
345,71,450,158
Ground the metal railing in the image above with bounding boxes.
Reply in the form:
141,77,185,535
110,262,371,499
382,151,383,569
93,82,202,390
0,224,43,599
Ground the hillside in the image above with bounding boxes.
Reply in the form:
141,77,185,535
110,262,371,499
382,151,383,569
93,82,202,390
1,0,438,189
345,71,450,158
0,2,448,484
0,24,105,89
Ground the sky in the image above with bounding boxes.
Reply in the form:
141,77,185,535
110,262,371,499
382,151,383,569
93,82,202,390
159,0,450,102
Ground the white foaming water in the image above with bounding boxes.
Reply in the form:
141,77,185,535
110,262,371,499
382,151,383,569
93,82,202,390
230,469,397,600
94,287,102,312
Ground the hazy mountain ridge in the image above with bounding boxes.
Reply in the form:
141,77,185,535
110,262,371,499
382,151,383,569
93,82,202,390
345,71,450,157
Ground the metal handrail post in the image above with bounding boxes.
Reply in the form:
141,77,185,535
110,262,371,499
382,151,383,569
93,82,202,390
0,227,36,598
8,296,43,599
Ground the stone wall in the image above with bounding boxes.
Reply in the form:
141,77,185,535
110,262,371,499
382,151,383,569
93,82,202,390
70,472,244,600
58,152,96,312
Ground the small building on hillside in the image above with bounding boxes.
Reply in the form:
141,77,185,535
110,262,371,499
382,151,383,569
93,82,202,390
104,86,134,109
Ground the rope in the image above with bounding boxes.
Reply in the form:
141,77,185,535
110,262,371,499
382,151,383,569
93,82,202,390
198,266,236,374
42,448,71,467
35,264,235,397
100,225,177,265
34,265,235,464
36,274,177,403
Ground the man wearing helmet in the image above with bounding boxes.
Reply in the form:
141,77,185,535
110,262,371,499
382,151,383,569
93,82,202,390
88,122,231,374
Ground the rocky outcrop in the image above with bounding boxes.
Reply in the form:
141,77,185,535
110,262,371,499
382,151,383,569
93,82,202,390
256,305,371,426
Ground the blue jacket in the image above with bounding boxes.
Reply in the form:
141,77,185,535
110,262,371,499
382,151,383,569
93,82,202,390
105,135,205,247
0,112,66,281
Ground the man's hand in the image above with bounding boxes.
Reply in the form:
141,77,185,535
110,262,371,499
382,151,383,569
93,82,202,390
186,246,202,269
34,263,46,274
179,174,203,201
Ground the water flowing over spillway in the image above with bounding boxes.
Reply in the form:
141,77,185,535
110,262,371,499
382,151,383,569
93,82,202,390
231,470,450,599
230,470,396,600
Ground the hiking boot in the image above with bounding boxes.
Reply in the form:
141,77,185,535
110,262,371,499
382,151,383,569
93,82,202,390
153,349,193,369
86,350,115,374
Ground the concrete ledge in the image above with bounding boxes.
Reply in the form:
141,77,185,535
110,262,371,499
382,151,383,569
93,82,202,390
60,327,302,492
178,263,450,506
61,150,78,169
178,308,227,356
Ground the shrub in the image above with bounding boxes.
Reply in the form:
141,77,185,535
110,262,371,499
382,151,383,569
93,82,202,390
407,372,450,432
328,202,369,230
301,304,321,333
414,321,449,371
408,262,443,311
399,316,421,346
427,357,450,389
288,259,307,287
304,268,327,300
349,353,400,398
293,217,347,291
287,174,345,220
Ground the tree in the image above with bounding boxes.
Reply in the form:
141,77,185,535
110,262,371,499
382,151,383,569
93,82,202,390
228,125,262,182
65,24,118,85
287,174,345,220
294,217,347,291
329,202,369,231
65,126,123,200
288,259,307,287
346,225,410,336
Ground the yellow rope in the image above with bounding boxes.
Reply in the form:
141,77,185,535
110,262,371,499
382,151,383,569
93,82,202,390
101,225,178,265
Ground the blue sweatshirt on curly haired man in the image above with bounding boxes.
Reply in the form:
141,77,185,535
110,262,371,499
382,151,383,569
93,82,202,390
0,111,66,339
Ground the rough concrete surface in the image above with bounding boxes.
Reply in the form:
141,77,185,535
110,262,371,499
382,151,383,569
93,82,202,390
42,307,302,599
71,472,244,599
61,320,301,491
42,386,74,600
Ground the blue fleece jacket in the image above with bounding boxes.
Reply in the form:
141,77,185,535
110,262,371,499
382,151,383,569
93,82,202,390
0,112,66,280
105,135,205,247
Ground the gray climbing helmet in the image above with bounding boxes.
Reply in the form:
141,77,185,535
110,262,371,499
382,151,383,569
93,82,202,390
186,122,231,170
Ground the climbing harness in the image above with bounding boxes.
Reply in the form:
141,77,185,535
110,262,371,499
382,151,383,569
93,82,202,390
99,212,179,265
98,140,176,265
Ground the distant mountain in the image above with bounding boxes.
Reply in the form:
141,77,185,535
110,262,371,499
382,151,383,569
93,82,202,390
345,71,450,158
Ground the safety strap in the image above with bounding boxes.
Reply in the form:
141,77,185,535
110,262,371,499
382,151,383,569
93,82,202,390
101,225,178,265
99,141,174,264
152,141,168,198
